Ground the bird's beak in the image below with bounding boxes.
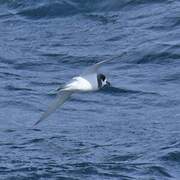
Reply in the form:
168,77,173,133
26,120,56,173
106,81,111,87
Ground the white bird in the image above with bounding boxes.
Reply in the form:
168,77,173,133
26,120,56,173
34,60,111,126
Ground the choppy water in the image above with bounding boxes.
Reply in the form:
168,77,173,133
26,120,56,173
0,0,180,179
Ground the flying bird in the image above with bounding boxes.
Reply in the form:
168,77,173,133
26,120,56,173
34,60,111,126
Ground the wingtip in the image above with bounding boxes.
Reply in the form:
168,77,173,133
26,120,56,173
32,120,40,127
33,117,43,127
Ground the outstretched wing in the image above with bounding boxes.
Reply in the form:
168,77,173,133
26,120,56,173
33,91,73,126
82,60,109,75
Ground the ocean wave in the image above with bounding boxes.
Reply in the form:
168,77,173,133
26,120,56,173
17,2,82,19
1,0,171,19
101,86,159,96
136,52,180,64
161,151,180,163
143,165,172,178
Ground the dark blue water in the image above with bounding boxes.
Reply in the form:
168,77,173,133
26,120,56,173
0,0,180,179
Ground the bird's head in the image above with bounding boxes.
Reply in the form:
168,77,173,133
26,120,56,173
97,73,111,89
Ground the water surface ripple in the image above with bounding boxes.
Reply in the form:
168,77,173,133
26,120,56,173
0,0,180,179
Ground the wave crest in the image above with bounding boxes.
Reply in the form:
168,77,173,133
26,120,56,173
2,0,170,19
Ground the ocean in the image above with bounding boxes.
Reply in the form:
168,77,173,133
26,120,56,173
0,0,180,179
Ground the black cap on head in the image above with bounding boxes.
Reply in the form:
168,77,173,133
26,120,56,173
97,73,107,89
98,74,106,81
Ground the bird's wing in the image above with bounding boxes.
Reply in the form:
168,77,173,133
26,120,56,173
82,60,109,75
33,91,73,126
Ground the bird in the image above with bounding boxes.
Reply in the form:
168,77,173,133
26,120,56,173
33,60,111,126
